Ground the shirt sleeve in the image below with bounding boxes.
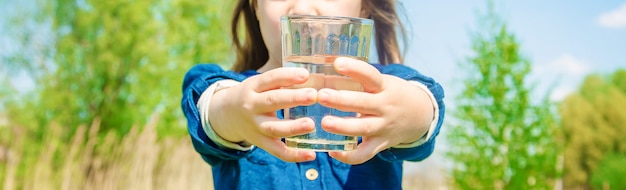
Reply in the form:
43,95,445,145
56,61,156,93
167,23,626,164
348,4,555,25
372,64,446,162
181,64,252,166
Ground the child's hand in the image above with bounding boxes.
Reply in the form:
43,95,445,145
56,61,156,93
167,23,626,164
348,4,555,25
208,67,317,162
319,57,434,165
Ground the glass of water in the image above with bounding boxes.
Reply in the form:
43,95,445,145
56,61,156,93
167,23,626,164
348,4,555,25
281,15,373,151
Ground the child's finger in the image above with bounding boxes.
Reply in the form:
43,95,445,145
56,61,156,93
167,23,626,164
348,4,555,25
254,88,317,112
257,117,316,138
320,116,384,137
256,138,317,163
252,67,310,92
333,57,383,93
328,138,388,165
317,88,381,115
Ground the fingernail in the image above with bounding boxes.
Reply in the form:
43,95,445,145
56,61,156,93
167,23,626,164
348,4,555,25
318,90,329,102
301,119,313,130
305,89,317,102
328,151,340,158
296,69,308,80
335,57,348,70
306,152,316,160
323,117,334,128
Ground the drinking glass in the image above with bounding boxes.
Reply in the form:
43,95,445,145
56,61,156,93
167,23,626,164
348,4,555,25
281,15,373,151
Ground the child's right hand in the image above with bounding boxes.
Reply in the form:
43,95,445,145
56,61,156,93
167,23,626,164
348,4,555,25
207,67,317,162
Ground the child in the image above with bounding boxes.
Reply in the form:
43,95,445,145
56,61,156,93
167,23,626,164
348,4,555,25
181,0,445,189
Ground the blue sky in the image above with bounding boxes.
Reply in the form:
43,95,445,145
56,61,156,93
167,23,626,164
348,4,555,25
399,1,626,102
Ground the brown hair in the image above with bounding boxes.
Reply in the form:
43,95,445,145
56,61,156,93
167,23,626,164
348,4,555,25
230,0,407,72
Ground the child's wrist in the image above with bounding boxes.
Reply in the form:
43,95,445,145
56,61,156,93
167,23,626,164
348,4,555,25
198,79,253,150
397,131,429,147
391,80,439,149
208,84,251,146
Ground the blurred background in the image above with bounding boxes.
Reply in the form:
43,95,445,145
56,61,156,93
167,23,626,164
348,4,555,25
1,0,624,189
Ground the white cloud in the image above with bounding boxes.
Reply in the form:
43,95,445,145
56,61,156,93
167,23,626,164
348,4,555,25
532,53,590,101
598,3,626,28
539,53,591,77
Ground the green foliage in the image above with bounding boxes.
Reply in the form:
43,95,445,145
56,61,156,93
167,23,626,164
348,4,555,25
4,0,233,137
590,153,626,189
559,69,626,189
1,0,233,187
611,69,626,95
447,2,560,189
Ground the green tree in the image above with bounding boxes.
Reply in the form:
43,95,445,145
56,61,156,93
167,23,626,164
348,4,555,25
1,1,233,187
447,2,561,189
611,69,626,95
559,69,626,189
4,0,232,136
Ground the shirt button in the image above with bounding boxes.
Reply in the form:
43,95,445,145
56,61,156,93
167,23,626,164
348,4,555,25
305,168,319,180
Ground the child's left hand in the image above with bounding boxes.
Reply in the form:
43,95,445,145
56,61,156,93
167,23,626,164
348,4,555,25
318,57,434,165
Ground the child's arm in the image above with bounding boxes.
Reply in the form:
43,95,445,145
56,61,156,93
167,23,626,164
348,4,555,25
374,63,445,162
181,64,251,165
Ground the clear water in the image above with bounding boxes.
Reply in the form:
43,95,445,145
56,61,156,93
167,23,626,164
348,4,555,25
283,58,362,151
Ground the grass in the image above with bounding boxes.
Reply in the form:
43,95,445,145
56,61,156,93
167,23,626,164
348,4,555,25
0,116,447,190
0,116,212,190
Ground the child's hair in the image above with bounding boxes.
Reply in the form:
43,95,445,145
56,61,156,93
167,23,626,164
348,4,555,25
230,0,407,72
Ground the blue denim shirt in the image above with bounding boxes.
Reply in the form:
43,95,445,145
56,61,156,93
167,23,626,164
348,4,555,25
181,63,445,189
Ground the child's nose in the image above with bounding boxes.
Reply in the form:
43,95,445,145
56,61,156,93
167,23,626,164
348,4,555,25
288,0,319,16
